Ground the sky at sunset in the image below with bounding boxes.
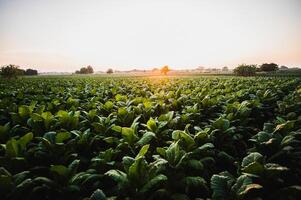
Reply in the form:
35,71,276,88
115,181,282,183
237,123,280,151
0,0,300,72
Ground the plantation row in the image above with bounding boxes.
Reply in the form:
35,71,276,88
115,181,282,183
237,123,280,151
0,76,300,200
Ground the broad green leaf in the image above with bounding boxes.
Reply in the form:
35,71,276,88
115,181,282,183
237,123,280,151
211,174,232,200
231,174,252,195
30,113,43,121
56,110,69,120
185,176,207,188
146,118,157,132
135,144,150,159
156,147,166,157
90,189,106,200
55,132,71,143
18,132,33,151
137,131,156,146
241,153,264,175
264,163,289,176
0,167,11,178
118,107,127,116
194,129,209,142
42,112,53,129
148,158,168,175
140,174,167,194
212,117,230,130
232,174,262,197
158,111,174,122
68,159,80,176
172,130,195,150
111,125,122,133
43,131,56,144
274,121,295,133
254,131,272,143
105,169,128,184
166,141,185,166
241,152,264,168
104,101,114,110
128,157,148,187
115,94,127,102
18,105,30,119
122,156,135,172
121,127,138,145
13,171,30,185
6,138,19,157
198,143,214,151
242,162,264,175
239,184,262,196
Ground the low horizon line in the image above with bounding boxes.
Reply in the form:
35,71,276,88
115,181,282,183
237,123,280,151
1,63,300,73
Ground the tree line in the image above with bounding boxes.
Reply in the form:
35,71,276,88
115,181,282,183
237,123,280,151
0,64,38,79
0,63,288,78
233,63,285,76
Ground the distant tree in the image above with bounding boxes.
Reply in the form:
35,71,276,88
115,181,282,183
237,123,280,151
0,64,24,79
25,69,38,75
86,65,94,74
161,65,170,75
75,66,94,74
106,68,113,74
280,65,289,70
79,67,87,74
260,63,279,72
222,66,229,72
234,64,257,76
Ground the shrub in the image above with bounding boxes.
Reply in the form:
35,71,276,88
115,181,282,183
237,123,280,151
234,64,257,76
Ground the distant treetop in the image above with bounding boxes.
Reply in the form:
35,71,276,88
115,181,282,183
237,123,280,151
75,65,94,74
161,65,170,75
234,64,257,76
106,68,113,74
260,63,279,72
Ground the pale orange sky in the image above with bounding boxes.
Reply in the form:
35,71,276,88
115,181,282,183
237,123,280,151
0,0,301,72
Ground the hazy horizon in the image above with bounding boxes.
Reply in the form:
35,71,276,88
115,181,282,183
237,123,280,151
1,0,301,72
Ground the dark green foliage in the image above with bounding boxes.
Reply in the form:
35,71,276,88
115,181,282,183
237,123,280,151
260,63,279,72
106,69,113,74
24,69,38,76
75,65,94,74
234,64,257,76
0,64,24,79
0,76,300,199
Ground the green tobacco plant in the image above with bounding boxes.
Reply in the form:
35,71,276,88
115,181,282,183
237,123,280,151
0,76,300,199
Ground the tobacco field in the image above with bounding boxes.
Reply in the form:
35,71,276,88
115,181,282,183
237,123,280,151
0,76,301,200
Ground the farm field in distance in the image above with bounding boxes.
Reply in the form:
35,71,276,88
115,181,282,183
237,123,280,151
0,75,301,200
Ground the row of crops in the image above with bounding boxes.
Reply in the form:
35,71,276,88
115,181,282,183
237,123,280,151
0,76,300,200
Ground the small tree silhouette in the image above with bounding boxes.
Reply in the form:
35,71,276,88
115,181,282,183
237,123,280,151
25,69,38,75
160,65,170,75
86,65,94,74
75,66,94,74
260,63,278,72
106,68,113,74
